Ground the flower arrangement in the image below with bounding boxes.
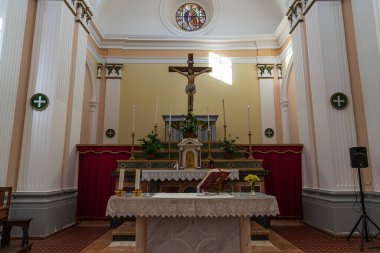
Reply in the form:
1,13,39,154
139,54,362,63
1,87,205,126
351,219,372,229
180,112,199,138
139,131,164,159
244,174,260,185
221,136,239,154
244,174,260,195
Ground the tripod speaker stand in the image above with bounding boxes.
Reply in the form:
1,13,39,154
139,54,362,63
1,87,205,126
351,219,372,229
346,147,380,251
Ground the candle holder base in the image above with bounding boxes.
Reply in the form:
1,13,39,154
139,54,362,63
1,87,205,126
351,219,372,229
115,190,125,197
132,189,142,197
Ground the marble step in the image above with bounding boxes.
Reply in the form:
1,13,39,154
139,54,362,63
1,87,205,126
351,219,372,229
251,221,270,241
112,222,136,241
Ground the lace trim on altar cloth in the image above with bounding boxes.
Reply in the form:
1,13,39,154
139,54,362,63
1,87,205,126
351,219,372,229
141,169,239,181
106,193,280,218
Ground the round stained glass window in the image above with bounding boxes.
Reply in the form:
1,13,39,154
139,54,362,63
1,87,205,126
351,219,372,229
176,3,206,31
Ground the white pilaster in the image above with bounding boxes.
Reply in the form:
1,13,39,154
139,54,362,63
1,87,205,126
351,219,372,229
305,1,357,191
351,0,380,192
18,1,75,192
290,19,318,189
0,0,28,186
62,22,88,190
257,64,277,144
103,64,123,144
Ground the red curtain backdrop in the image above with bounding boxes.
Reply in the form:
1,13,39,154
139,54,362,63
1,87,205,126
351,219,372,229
252,145,303,218
76,145,303,219
76,145,133,219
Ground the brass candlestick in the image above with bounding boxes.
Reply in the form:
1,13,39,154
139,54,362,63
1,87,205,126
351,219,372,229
168,131,172,160
114,189,125,197
131,131,135,160
132,189,142,197
248,131,253,160
154,123,158,135
208,130,212,159
223,124,227,140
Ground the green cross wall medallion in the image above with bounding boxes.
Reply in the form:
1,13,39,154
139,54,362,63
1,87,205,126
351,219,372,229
264,128,275,138
105,129,116,138
330,92,348,110
30,93,49,111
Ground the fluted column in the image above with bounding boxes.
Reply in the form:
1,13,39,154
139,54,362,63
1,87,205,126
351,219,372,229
257,64,277,144
288,0,319,189
17,0,75,192
103,63,123,144
305,0,357,191
278,64,290,143
0,1,28,186
351,0,380,192
62,2,91,190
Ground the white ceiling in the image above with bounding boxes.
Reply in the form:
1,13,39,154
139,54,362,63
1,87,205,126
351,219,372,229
90,0,290,49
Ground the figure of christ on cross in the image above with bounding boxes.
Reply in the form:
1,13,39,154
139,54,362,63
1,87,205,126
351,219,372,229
169,54,212,113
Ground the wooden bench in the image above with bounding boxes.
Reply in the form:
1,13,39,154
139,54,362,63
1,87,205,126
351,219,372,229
1,218,32,249
0,187,33,250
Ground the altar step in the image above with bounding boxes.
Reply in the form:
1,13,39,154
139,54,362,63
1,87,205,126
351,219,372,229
251,221,270,241
112,222,135,241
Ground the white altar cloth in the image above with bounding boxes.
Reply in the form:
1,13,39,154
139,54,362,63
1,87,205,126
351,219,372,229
106,192,279,218
106,193,279,253
152,192,234,199
141,169,239,181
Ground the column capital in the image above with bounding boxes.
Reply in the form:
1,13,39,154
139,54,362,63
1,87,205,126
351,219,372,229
64,0,93,33
257,64,275,79
97,63,103,79
287,0,304,33
105,64,123,79
277,64,282,79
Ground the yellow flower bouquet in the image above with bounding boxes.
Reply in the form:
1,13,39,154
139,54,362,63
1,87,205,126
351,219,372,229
244,174,260,184
244,174,260,196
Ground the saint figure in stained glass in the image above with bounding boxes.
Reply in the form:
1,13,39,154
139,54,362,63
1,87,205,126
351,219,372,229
176,3,206,31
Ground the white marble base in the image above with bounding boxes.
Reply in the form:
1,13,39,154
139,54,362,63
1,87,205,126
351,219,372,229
147,217,240,253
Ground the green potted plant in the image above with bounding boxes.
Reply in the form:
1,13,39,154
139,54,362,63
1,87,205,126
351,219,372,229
139,132,164,159
221,136,239,159
180,112,199,138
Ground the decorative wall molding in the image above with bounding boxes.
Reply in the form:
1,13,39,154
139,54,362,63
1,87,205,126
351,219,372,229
257,64,275,79
105,64,123,79
64,0,93,33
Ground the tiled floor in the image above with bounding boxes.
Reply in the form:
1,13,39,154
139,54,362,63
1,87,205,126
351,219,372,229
6,220,380,253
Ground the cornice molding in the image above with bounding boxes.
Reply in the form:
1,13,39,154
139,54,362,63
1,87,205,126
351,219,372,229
86,46,281,64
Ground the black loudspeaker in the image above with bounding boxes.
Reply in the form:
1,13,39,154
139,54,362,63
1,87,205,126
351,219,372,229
349,147,368,168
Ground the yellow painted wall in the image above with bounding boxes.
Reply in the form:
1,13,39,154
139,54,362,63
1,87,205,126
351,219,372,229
119,63,261,144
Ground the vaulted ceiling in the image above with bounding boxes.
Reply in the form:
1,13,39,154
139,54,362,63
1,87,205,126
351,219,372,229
89,0,290,49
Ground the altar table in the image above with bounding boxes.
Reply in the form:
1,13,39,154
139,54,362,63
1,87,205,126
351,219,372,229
106,192,279,253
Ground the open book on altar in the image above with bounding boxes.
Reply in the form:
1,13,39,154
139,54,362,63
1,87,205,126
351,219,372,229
197,169,230,193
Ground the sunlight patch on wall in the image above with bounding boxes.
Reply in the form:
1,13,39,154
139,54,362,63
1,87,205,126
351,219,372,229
208,52,232,85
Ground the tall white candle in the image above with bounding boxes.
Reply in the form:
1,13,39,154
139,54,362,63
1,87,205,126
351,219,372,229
207,106,210,131
132,105,136,131
118,168,125,190
155,98,159,124
135,169,140,190
222,99,226,125
248,105,251,132
169,106,172,133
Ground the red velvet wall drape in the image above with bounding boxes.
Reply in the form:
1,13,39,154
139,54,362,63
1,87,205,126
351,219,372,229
76,145,303,219
252,145,303,218
76,145,133,218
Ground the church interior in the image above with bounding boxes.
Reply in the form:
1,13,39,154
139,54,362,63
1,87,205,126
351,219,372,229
1,0,380,252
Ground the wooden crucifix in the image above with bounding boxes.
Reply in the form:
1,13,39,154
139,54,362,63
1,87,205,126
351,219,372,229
169,53,212,113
